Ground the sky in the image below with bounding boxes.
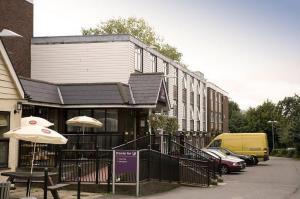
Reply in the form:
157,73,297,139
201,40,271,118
33,0,300,110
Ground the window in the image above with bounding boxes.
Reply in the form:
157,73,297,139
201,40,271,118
190,77,194,91
0,112,10,168
182,73,187,89
66,109,118,133
183,103,187,119
106,109,118,132
210,139,222,147
174,67,178,86
151,54,157,72
134,46,143,72
94,109,105,132
173,100,178,117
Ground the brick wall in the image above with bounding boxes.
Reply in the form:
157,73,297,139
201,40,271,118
0,0,33,77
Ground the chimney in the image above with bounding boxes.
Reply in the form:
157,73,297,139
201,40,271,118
0,0,33,77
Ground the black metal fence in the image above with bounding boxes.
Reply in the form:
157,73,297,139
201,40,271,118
59,149,113,185
139,149,180,183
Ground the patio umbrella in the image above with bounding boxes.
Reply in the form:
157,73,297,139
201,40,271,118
66,116,102,149
4,125,67,196
66,116,103,135
4,125,68,173
21,116,54,128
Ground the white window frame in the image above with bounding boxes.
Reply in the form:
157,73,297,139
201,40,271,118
134,46,143,72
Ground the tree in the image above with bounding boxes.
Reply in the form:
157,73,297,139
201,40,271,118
228,101,247,133
276,95,300,149
82,17,183,62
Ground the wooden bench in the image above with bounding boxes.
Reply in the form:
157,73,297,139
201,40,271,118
47,183,70,199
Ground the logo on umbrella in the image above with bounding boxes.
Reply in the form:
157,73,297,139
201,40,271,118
41,129,51,134
29,120,37,125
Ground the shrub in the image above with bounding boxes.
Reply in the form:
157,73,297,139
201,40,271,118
287,149,295,158
271,149,279,156
280,149,288,156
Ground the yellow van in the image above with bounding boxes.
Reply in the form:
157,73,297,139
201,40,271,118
208,133,269,164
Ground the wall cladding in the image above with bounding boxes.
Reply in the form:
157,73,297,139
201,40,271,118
0,0,33,77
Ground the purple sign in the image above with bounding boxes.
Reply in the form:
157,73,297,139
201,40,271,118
115,150,137,174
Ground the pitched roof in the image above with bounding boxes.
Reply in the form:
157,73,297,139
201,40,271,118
129,73,165,105
59,83,131,105
20,78,132,105
20,73,169,109
20,78,61,104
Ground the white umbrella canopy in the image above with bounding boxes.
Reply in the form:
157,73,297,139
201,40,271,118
4,125,67,196
66,116,103,128
21,116,54,128
4,125,67,144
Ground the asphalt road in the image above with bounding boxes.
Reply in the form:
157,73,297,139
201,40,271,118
114,157,300,199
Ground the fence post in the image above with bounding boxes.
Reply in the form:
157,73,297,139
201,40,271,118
107,161,112,193
44,167,48,199
58,146,62,183
207,163,210,187
159,152,162,181
168,134,172,155
136,150,140,197
95,147,99,184
77,164,81,199
112,150,116,195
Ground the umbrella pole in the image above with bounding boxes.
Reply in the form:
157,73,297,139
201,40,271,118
28,142,36,196
31,142,36,174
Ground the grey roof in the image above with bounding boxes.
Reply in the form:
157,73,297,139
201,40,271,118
20,73,168,107
20,78,61,104
129,73,164,105
20,78,132,105
59,83,131,105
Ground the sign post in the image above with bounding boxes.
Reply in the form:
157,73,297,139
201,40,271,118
112,150,116,194
113,150,139,196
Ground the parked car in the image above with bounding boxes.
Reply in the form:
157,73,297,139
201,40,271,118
208,147,255,165
207,133,269,165
202,148,246,174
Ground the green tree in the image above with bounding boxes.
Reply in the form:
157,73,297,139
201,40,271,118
228,101,246,133
276,95,300,149
82,17,183,62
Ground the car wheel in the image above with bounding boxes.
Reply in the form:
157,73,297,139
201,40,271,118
221,165,229,174
252,156,258,165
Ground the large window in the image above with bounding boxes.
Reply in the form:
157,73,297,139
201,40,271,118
66,109,118,133
134,46,143,72
106,109,118,132
151,54,157,72
0,112,10,168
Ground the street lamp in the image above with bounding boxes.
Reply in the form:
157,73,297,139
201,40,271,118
267,120,278,151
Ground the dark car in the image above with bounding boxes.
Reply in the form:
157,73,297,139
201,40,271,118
202,148,246,174
209,147,255,165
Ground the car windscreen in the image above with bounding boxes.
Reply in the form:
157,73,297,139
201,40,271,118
209,149,226,158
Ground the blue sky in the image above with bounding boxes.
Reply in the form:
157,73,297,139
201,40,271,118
34,0,300,109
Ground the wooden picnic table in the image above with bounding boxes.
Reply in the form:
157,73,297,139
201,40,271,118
1,171,65,199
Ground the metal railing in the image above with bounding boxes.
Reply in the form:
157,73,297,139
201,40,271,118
59,149,112,186
183,140,222,177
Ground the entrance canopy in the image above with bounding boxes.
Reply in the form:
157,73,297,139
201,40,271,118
20,73,170,110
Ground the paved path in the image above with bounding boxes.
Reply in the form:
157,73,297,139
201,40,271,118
113,157,300,199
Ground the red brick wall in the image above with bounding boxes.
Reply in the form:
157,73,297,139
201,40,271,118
0,0,33,77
